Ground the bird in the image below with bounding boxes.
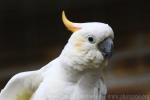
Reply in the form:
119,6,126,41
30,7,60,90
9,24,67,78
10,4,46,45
0,11,114,100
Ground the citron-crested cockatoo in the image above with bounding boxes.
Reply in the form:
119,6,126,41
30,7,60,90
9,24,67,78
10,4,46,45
0,11,114,100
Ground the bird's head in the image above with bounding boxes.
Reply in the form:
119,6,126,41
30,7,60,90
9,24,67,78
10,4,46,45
60,11,114,71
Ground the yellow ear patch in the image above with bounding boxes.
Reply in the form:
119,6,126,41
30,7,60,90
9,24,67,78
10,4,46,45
17,90,33,100
74,36,85,51
75,40,83,48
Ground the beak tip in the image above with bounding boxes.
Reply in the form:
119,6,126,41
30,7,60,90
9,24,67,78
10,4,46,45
102,52,113,58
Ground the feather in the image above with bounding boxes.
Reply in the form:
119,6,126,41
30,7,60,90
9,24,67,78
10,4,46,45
0,71,42,100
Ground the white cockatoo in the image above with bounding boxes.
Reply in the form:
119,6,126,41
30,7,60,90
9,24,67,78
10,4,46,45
0,11,114,100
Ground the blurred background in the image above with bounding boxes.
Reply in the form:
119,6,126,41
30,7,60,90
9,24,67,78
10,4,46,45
0,0,150,100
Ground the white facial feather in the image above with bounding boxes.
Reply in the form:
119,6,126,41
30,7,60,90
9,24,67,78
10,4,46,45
60,22,114,71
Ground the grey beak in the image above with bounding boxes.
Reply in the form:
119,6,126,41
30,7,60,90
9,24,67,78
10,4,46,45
98,38,113,58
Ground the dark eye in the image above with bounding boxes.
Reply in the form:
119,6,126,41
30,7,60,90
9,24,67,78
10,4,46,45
88,36,96,43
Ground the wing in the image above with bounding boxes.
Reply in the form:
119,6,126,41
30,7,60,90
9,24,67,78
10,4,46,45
0,70,43,100
94,79,107,100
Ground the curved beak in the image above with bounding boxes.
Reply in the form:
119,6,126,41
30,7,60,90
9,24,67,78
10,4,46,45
98,38,113,58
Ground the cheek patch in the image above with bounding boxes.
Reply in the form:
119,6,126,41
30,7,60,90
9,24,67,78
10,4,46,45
75,41,82,48
74,36,85,51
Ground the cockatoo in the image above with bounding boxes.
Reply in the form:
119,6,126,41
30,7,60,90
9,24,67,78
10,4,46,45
0,11,114,100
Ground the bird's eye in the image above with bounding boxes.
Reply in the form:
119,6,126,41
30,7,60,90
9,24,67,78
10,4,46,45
88,36,96,44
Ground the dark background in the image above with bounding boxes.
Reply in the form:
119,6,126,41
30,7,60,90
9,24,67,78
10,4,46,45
0,0,150,99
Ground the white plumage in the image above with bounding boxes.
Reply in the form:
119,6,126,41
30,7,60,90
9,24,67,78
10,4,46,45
0,11,114,100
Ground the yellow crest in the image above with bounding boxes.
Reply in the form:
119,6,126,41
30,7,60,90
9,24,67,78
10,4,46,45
62,11,80,32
